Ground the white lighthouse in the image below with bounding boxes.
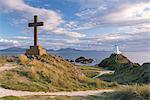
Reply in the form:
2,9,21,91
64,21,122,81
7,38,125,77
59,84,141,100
115,45,122,54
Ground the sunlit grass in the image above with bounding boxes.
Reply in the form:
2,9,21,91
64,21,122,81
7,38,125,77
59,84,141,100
0,55,117,92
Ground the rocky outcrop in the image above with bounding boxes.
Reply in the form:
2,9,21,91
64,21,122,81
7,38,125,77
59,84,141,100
75,57,94,64
98,54,150,84
93,53,150,84
98,53,132,70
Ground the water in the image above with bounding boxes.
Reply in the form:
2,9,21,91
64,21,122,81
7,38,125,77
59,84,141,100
49,51,112,66
0,51,149,65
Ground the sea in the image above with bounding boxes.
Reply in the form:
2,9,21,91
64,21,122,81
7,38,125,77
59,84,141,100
0,51,149,66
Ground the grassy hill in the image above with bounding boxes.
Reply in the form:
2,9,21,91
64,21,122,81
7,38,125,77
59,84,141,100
98,53,150,84
98,53,133,70
99,62,150,84
0,55,117,92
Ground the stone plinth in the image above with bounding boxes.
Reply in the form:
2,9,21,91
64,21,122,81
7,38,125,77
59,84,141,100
25,46,47,56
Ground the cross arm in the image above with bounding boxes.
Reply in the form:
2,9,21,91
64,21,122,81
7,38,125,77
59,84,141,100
28,22,44,27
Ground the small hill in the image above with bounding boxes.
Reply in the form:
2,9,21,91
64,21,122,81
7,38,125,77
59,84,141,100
98,53,150,84
98,53,133,70
0,55,116,92
99,62,150,84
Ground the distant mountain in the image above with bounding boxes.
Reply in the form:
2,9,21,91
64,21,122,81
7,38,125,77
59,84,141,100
56,48,82,52
0,47,110,53
56,48,110,52
47,49,55,52
0,47,26,52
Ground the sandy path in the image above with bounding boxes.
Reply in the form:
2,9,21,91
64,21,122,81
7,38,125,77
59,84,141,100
0,63,17,72
0,87,113,97
92,70,114,79
0,64,113,97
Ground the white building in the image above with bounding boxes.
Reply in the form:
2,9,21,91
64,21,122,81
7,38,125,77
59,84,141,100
115,45,122,54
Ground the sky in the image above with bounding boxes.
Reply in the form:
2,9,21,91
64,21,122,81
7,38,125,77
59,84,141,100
0,0,150,51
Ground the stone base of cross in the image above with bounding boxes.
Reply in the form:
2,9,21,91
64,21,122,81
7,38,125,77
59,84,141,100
25,15,47,56
25,46,47,56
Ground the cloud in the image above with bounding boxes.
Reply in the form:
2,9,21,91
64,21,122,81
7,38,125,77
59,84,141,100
104,2,150,23
13,36,32,40
0,38,20,49
73,0,150,28
0,0,84,38
78,30,150,51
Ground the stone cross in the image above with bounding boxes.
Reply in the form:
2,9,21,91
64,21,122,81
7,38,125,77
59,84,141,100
26,15,47,56
28,15,44,46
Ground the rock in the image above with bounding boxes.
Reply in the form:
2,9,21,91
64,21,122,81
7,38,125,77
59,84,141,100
66,59,69,62
70,60,74,63
75,56,94,64
66,59,74,63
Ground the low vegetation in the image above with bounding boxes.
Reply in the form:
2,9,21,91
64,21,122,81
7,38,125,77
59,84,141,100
106,84,150,100
1,85,149,100
99,62,150,84
78,66,101,78
0,55,117,92
97,53,150,84
0,56,7,67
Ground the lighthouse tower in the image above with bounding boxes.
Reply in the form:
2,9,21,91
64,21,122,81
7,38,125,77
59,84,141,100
115,45,122,54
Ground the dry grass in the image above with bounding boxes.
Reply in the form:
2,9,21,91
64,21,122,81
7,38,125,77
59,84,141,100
1,85,149,100
107,84,150,100
0,56,7,67
78,66,101,78
0,55,117,92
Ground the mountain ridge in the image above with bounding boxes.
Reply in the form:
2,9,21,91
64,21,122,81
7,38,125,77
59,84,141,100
0,47,111,52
